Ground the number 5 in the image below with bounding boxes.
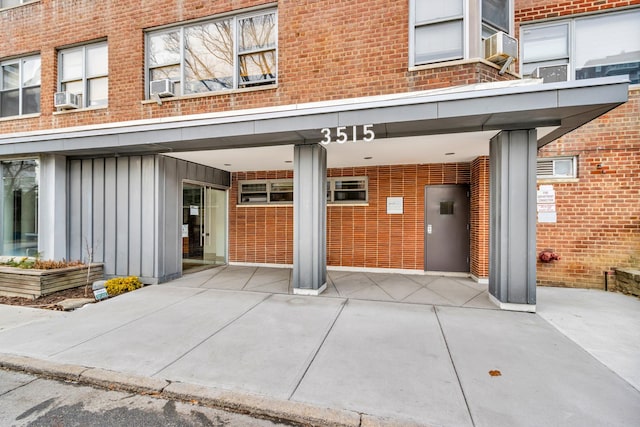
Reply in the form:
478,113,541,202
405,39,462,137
363,124,375,142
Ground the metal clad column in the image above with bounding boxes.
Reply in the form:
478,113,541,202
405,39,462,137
293,144,327,294
38,154,67,260
489,130,537,312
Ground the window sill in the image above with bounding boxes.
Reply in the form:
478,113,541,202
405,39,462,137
53,105,108,115
142,83,278,105
0,113,40,123
537,178,579,184
409,58,520,78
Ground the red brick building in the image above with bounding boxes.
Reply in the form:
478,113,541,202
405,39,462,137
0,0,635,309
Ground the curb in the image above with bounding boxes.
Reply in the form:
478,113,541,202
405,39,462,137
0,353,433,427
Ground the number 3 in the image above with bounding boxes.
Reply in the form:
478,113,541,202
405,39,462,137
320,128,331,145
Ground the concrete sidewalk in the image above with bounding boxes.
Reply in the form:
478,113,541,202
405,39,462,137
0,279,639,426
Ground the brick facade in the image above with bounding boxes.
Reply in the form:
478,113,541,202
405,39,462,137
515,0,640,289
231,163,487,277
1,1,637,288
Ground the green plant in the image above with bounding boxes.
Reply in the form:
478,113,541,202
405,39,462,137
104,276,143,296
0,257,84,270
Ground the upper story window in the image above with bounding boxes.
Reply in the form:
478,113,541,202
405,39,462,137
0,55,40,118
146,8,277,98
0,0,36,9
58,42,109,108
409,0,513,67
522,8,640,84
482,0,510,38
410,0,464,65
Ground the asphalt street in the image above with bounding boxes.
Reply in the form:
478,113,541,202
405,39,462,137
0,369,289,427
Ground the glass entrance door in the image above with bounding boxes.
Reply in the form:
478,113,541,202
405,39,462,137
182,183,227,273
1,160,39,257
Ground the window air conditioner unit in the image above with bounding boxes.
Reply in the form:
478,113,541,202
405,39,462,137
54,91,79,109
532,64,569,83
484,31,518,65
150,79,175,97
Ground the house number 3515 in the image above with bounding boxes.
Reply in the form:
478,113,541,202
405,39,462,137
320,124,375,145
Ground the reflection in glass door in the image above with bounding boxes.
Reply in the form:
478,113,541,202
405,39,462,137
1,160,39,256
182,183,227,273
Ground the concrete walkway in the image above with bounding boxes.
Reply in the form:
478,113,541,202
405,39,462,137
0,268,639,426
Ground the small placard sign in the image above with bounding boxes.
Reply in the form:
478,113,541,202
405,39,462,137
387,197,403,214
93,288,108,301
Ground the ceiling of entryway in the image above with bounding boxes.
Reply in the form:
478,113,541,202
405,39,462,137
165,128,557,172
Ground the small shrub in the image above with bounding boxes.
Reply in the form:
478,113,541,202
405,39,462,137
105,276,143,296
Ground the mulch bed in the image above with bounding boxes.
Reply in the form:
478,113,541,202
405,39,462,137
0,286,94,311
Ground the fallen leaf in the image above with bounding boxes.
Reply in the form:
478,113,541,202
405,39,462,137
489,370,502,377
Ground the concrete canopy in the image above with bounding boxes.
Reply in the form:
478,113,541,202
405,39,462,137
0,76,629,158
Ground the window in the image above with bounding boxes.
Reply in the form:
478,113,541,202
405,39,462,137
58,42,108,108
237,176,368,205
0,55,40,118
537,157,577,179
0,0,35,9
522,9,640,84
147,8,276,98
328,177,368,204
1,159,38,256
482,0,510,38
239,179,292,204
410,0,464,65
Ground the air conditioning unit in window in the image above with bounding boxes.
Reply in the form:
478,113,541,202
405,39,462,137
484,31,518,65
150,79,175,98
54,91,79,110
532,64,569,83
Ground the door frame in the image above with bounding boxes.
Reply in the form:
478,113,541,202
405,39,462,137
424,184,471,273
181,179,229,272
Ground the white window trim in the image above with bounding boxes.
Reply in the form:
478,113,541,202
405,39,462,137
0,54,41,118
237,176,369,206
145,7,277,99
536,156,578,180
521,8,640,84
58,41,108,109
0,0,38,11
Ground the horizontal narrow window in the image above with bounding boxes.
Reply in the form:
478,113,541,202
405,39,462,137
537,157,577,179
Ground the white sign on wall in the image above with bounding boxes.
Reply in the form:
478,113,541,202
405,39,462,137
537,185,557,223
387,197,403,214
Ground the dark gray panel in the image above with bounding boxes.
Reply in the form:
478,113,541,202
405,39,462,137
438,91,557,119
255,113,338,134
141,156,156,278
103,158,117,275
128,156,142,276
338,104,438,126
116,157,129,276
68,160,82,261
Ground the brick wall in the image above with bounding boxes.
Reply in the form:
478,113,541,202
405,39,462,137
516,0,640,22
1,0,514,135
536,89,640,289
230,162,488,275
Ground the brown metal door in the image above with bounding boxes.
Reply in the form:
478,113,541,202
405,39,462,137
425,185,470,272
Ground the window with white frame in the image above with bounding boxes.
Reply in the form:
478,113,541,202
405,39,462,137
482,0,510,38
58,42,108,108
410,0,465,65
522,8,640,84
237,176,368,205
147,8,276,98
537,157,577,179
0,0,35,9
1,55,40,118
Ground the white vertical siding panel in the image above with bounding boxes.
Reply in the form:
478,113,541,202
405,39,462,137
103,158,117,275
92,159,105,264
141,156,156,278
80,159,93,262
116,157,129,276
128,156,142,276
68,160,82,261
